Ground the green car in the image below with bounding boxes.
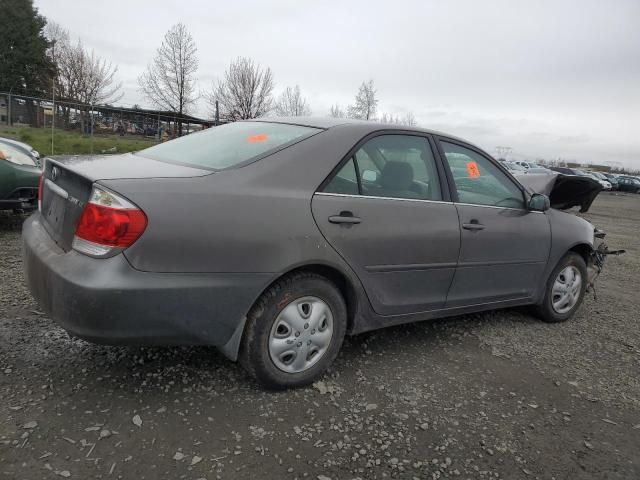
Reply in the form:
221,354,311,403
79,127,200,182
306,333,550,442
0,142,41,212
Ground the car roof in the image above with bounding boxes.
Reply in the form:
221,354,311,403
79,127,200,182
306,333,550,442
251,116,472,144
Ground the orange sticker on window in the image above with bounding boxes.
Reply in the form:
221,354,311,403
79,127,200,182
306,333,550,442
466,161,481,178
247,133,268,143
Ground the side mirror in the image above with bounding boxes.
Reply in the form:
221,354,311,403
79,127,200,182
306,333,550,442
528,193,550,212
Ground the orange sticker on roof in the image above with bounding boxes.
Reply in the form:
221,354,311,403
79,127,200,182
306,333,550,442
466,161,481,178
247,133,268,143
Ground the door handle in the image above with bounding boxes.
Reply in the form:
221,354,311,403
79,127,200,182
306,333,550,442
328,211,362,225
462,220,485,231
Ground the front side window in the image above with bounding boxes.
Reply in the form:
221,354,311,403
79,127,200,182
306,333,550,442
137,121,320,170
441,142,524,209
323,135,442,201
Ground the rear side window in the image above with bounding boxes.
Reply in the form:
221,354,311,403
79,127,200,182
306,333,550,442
324,159,359,195
137,121,320,170
322,135,442,201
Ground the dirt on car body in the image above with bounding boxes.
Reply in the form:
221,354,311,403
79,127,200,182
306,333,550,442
1,193,639,479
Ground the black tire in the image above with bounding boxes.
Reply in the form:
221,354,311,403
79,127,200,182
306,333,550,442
239,272,347,389
535,252,588,323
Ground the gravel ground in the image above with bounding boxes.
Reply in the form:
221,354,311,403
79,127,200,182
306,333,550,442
1,193,639,480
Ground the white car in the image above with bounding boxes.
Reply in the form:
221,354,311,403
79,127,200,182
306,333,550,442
574,170,611,190
513,160,537,169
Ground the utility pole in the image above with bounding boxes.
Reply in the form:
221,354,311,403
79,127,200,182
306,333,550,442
495,146,513,160
90,102,94,155
7,87,12,126
215,100,219,126
51,83,55,155
51,39,56,155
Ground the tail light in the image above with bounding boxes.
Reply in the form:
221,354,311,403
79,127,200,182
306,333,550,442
72,185,147,258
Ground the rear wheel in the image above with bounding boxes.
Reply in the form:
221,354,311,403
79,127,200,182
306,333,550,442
239,272,347,389
536,252,588,323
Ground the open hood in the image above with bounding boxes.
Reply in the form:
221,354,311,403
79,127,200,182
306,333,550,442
517,173,602,213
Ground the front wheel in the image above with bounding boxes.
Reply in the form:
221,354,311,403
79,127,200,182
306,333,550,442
535,252,588,323
239,272,347,389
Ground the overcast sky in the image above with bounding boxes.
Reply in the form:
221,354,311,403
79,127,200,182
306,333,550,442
35,0,640,167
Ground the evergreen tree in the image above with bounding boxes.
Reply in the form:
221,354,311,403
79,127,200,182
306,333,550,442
0,0,54,95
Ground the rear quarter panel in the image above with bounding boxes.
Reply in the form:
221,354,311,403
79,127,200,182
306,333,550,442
101,125,375,275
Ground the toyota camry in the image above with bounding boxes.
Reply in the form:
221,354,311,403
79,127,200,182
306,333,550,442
23,118,611,388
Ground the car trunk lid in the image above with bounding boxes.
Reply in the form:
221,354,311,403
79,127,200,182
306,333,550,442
48,153,212,181
39,154,211,251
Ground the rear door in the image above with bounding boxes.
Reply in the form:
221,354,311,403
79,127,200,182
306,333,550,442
436,139,551,307
311,133,461,315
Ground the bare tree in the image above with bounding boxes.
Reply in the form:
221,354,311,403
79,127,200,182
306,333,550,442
329,104,345,118
208,57,274,121
75,46,123,105
348,80,378,120
379,111,417,126
379,112,397,124
138,23,198,133
44,20,69,68
401,112,417,127
46,25,122,127
274,85,311,116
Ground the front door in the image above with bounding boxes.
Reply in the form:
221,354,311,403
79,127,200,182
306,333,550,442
312,134,461,315
437,140,551,307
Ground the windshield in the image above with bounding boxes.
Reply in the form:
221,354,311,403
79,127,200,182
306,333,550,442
137,121,321,170
0,143,37,166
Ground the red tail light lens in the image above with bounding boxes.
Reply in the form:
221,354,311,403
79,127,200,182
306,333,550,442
76,203,147,247
73,185,147,257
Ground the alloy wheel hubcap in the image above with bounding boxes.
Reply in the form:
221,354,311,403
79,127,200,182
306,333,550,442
268,296,333,373
551,266,582,314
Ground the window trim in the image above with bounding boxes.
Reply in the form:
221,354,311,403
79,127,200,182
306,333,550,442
317,130,453,202
434,136,530,210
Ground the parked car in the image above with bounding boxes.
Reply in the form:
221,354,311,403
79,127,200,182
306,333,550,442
0,137,41,167
23,118,610,388
601,173,619,190
513,160,537,170
0,143,41,211
500,161,528,175
549,166,577,175
525,166,554,175
617,176,640,193
573,170,612,190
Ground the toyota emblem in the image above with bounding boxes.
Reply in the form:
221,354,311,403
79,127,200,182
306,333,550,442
51,166,59,181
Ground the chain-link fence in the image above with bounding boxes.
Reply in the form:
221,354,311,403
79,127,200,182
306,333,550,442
1,92,213,145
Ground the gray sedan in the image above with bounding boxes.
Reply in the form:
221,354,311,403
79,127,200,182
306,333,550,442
23,118,609,388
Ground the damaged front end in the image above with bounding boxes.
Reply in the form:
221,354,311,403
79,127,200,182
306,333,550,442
518,173,602,213
586,229,625,297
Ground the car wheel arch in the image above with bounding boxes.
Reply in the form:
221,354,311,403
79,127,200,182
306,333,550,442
220,263,362,362
268,264,360,333
568,243,594,265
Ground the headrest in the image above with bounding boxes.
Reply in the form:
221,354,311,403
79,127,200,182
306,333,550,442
381,161,414,191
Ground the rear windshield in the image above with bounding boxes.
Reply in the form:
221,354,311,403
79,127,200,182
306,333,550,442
136,121,320,170
0,143,37,166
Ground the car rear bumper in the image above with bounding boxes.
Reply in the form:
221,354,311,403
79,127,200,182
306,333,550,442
22,213,273,359
0,197,37,211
